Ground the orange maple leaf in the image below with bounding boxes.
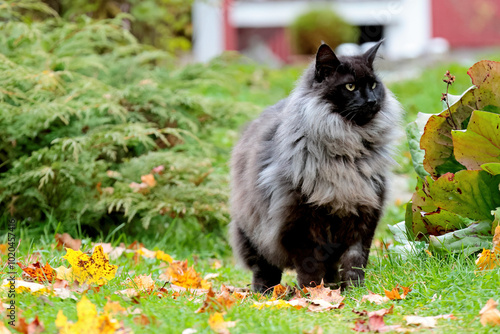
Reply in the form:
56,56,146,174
480,299,500,327
384,284,412,300
163,260,210,290
196,286,236,313
17,261,56,282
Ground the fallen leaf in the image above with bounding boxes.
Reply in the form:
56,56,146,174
0,244,7,255
405,315,437,328
208,312,236,334
361,291,390,305
210,259,222,269
55,233,81,251
303,326,323,334
181,329,197,334
141,174,156,187
54,266,73,281
479,299,500,326
63,245,118,285
251,299,294,310
203,273,220,281
152,165,165,174
272,284,290,299
18,262,56,282
306,281,345,304
14,315,44,334
55,295,122,334
103,301,127,314
156,250,173,263
130,274,155,291
162,260,210,290
353,306,400,333
384,284,412,300
92,243,126,261
195,286,236,313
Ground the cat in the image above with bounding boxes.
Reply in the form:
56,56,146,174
229,41,402,293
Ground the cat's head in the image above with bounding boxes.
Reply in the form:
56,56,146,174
311,41,385,126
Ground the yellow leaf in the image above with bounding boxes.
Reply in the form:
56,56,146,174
251,299,293,310
63,246,117,285
54,266,73,281
156,250,173,263
55,296,121,334
208,312,236,334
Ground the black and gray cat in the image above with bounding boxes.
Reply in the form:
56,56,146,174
229,41,402,293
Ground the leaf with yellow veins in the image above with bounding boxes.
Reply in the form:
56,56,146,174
56,296,121,334
63,245,117,285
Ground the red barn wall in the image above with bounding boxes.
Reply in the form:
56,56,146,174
432,0,500,47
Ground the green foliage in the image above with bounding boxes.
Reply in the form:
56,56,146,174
0,2,298,249
394,61,500,254
45,0,192,53
290,8,359,54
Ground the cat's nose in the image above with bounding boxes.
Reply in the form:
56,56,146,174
367,99,377,107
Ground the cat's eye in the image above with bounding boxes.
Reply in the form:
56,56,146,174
371,82,377,90
345,83,356,91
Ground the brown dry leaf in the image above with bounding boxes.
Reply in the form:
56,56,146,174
308,299,344,312
18,261,56,283
162,260,210,290
479,299,500,327
133,314,155,326
384,284,412,300
14,315,44,334
361,291,390,305
208,312,236,334
306,281,345,304
272,284,289,299
210,259,222,269
196,286,236,313
353,306,400,333
55,233,81,251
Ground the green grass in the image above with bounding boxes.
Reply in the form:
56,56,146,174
5,233,499,333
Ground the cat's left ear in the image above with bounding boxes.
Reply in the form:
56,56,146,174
315,44,340,82
363,40,384,67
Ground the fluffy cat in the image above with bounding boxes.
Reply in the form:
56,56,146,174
229,41,402,293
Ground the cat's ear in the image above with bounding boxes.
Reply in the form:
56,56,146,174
363,40,384,67
315,44,340,82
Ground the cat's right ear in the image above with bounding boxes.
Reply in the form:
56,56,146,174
315,44,340,82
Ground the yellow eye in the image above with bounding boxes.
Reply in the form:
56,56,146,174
345,83,355,91
372,82,377,89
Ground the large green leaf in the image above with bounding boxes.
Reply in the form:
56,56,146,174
430,170,500,221
452,110,500,170
421,61,500,178
406,113,431,179
428,221,492,254
406,170,500,239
